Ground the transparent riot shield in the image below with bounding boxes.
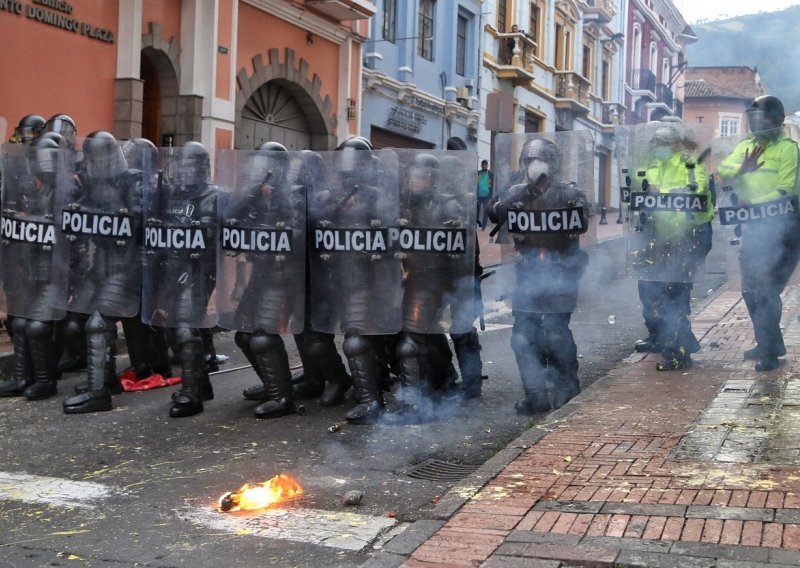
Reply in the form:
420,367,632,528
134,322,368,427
308,148,402,335
613,126,634,230
492,131,595,313
708,126,800,292
625,122,715,283
53,136,145,318
0,143,65,321
141,146,218,328
393,150,477,334
215,148,306,334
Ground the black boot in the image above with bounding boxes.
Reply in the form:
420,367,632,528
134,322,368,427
291,373,325,399
549,367,581,409
383,334,432,426
452,330,483,400
250,333,295,419
58,313,88,373
343,335,384,424
169,332,205,418
0,318,34,397
24,320,60,401
511,323,551,415
64,314,115,413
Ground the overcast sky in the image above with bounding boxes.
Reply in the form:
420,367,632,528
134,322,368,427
674,0,800,23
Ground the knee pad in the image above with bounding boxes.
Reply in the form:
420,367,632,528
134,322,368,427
61,315,84,341
343,333,372,359
86,312,114,336
26,320,53,340
11,317,28,338
304,331,337,359
396,334,423,360
250,332,283,355
234,331,251,351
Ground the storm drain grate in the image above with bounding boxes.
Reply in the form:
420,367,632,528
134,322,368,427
406,459,479,482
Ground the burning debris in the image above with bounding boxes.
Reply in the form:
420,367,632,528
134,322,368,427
217,473,303,513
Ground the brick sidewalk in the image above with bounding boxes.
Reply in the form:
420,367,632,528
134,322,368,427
372,286,800,567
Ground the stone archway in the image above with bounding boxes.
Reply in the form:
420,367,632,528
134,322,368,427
140,22,201,146
235,48,337,150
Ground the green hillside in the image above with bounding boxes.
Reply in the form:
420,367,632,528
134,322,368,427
687,5,800,112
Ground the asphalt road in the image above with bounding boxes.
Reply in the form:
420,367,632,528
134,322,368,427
0,235,729,567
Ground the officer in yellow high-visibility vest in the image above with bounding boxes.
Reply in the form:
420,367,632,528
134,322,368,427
633,124,713,371
718,95,800,371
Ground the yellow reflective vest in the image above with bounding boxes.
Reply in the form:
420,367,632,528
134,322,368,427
718,133,800,203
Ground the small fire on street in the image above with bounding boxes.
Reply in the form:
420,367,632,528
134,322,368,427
217,473,304,513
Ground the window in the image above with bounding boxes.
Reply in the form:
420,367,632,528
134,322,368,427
555,23,564,69
554,17,573,71
497,0,507,32
529,2,541,57
418,0,435,60
382,0,396,42
601,59,610,100
456,13,468,76
582,43,592,80
720,114,740,137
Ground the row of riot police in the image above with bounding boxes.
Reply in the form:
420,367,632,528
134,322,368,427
0,133,484,424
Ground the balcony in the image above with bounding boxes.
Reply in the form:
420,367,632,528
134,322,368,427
631,69,656,94
555,71,591,114
493,31,539,86
656,83,673,109
582,0,616,24
306,0,376,20
602,102,625,125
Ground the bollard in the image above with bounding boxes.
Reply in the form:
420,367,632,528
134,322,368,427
599,207,608,225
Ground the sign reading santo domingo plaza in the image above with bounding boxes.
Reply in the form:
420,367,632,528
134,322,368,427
0,0,115,43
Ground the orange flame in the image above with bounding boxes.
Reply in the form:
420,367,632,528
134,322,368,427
218,473,304,512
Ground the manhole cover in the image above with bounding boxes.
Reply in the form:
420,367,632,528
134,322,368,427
406,459,479,482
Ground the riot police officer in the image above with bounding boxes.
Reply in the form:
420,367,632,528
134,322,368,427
308,137,402,424
143,141,218,417
489,136,589,414
0,137,64,400
244,148,353,407
388,152,476,424
8,114,45,145
718,95,800,371
221,142,304,418
60,131,144,413
631,124,712,371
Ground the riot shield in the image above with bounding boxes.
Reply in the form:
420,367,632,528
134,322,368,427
0,143,65,321
708,126,800,292
625,122,715,283
492,131,595,313
53,135,145,318
393,150,477,333
308,148,402,335
141,145,218,328
215,148,306,334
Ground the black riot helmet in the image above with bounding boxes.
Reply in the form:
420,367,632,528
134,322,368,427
748,95,785,140
28,136,60,182
11,114,46,145
171,141,210,187
44,114,77,148
336,136,372,152
39,131,67,148
519,137,562,179
408,153,440,194
248,141,289,187
121,137,158,172
82,131,127,179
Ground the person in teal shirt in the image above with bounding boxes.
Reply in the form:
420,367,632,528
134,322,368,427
476,159,493,229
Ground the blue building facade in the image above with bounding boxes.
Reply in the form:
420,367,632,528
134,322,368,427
360,0,483,149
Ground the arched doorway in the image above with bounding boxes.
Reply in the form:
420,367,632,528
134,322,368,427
236,80,313,150
140,47,180,147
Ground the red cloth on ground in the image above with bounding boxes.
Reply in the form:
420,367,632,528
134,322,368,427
119,368,182,392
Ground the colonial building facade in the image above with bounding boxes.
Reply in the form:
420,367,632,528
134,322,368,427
1,0,375,150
